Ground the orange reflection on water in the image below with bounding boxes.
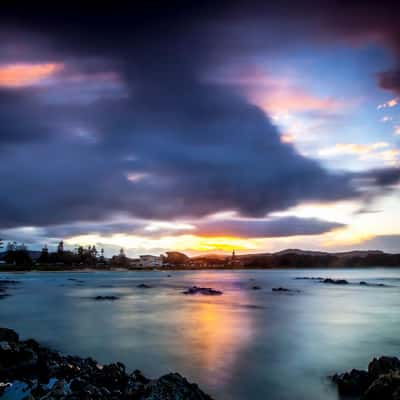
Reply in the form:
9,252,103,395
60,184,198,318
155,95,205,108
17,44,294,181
179,276,255,386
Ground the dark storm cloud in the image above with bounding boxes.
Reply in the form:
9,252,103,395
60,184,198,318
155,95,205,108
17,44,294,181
195,217,344,238
378,69,400,95
0,2,399,233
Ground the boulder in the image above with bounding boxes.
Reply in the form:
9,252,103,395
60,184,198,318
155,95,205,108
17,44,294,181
0,327,19,343
137,283,152,289
363,372,400,399
183,286,223,296
322,278,349,285
93,295,120,301
368,356,400,379
332,369,371,395
144,373,213,400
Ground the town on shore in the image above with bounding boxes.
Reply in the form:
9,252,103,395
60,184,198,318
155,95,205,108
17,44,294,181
1,239,400,271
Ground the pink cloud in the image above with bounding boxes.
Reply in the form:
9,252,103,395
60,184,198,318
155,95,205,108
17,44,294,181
0,62,63,87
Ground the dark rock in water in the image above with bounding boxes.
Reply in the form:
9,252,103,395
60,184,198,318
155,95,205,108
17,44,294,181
363,372,400,399
360,281,387,287
272,287,290,292
252,285,262,290
294,277,324,280
368,356,400,379
137,283,152,289
322,278,349,285
183,286,223,296
0,280,20,300
145,372,213,399
332,369,372,395
0,327,19,343
272,287,300,293
93,295,120,301
0,326,214,399
332,356,400,399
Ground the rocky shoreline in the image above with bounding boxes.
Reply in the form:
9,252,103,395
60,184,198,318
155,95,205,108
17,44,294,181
332,356,400,399
0,327,213,399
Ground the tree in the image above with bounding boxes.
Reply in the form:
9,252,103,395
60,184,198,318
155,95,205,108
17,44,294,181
4,242,32,266
57,240,64,254
164,251,189,266
38,245,49,264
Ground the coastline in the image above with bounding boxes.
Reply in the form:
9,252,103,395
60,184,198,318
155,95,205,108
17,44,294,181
1,265,400,273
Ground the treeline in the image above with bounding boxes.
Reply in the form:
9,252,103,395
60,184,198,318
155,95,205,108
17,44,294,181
239,253,400,268
0,240,126,269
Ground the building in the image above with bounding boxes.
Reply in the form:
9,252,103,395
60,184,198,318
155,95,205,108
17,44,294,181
139,255,163,268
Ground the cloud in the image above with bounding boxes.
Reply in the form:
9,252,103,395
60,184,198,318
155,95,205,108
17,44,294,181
195,217,344,238
377,97,399,109
318,143,400,166
0,63,63,87
0,3,399,235
378,69,400,95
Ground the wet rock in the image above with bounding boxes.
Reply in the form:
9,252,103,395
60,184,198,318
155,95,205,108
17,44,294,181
251,286,262,290
145,373,213,400
0,327,19,343
333,356,400,400
272,287,300,293
183,286,223,296
322,278,349,285
294,277,324,280
272,287,290,292
368,356,400,379
332,369,372,395
0,326,214,399
363,372,400,399
137,283,152,289
93,295,120,301
360,281,387,287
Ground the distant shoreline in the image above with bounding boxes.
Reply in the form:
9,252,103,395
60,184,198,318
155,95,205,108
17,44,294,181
1,265,400,273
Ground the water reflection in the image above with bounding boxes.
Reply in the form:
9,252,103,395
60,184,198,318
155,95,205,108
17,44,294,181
179,292,254,387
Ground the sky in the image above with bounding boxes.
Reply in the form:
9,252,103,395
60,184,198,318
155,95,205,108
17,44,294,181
0,2,400,256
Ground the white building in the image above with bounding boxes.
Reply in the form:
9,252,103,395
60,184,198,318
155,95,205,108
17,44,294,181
139,255,163,268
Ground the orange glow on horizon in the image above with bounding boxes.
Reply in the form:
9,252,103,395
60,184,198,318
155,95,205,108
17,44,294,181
0,62,63,87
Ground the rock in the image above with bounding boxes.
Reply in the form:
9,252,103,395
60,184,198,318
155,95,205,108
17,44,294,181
251,286,262,290
145,372,213,400
322,278,349,285
93,296,120,301
0,327,19,343
0,341,12,351
332,369,372,395
272,287,289,292
0,326,214,400
183,286,223,296
137,283,152,289
360,281,387,287
272,287,300,293
368,356,400,379
294,277,324,280
363,372,400,399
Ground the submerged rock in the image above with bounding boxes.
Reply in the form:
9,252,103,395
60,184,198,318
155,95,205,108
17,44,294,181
360,281,387,287
332,356,400,399
368,356,400,379
272,287,300,293
0,326,214,399
332,369,372,395
251,286,262,290
93,295,120,301
183,286,223,296
322,278,349,285
137,283,152,289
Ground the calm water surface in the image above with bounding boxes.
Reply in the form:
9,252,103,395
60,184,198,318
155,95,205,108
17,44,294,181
0,268,399,399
